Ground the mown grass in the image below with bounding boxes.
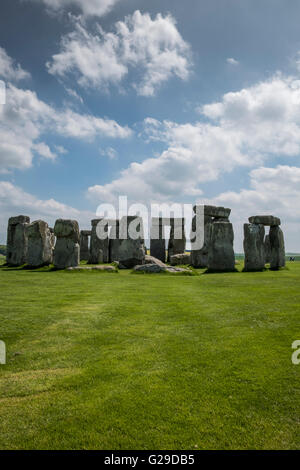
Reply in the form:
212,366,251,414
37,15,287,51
0,260,299,450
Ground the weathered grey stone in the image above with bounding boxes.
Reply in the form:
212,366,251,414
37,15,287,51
53,219,80,269
27,220,53,267
150,218,166,262
194,205,231,219
67,265,116,272
80,230,91,261
190,215,212,268
207,221,235,272
134,263,164,273
133,264,189,273
145,255,167,267
264,234,271,264
269,226,285,269
167,218,186,262
89,219,109,264
6,215,30,266
170,253,191,266
248,215,281,226
118,216,146,268
243,223,265,271
109,220,121,263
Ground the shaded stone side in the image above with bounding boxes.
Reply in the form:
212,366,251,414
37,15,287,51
207,221,235,272
190,215,212,268
269,226,285,269
6,215,30,266
118,216,145,268
243,223,265,271
27,220,53,267
264,234,271,264
53,219,80,269
167,219,186,262
150,219,166,263
89,219,109,264
109,220,121,263
80,230,91,261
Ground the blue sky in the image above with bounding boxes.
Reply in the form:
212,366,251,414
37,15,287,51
0,0,300,250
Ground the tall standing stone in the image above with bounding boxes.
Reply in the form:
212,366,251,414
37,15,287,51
269,226,285,269
167,218,186,262
53,219,80,269
80,230,91,261
27,220,53,267
6,215,30,266
243,223,265,271
207,220,235,272
109,220,122,263
264,234,271,264
118,216,145,268
190,215,213,268
150,218,166,263
89,219,109,264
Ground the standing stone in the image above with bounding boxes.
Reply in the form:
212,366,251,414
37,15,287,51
167,218,186,262
89,219,109,264
118,216,145,268
264,234,271,264
6,215,30,266
150,218,166,263
207,221,235,272
27,220,53,267
190,215,212,268
243,223,265,271
109,220,121,263
53,219,80,269
269,226,285,269
80,230,91,261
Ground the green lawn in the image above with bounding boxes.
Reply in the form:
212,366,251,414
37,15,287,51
0,261,299,450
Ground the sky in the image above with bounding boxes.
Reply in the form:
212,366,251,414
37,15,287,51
0,0,300,251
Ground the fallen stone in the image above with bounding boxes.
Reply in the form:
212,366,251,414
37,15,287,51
133,264,190,273
6,215,30,266
170,253,191,265
243,223,265,271
67,265,116,272
134,264,164,273
248,215,281,226
27,220,53,267
144,255,167,267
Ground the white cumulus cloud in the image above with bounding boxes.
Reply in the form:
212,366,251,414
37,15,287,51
0,79,132,173
0,46,31,81
47,10,192,96
27,0,120,17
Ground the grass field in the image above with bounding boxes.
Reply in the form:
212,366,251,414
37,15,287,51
0,260,299,450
